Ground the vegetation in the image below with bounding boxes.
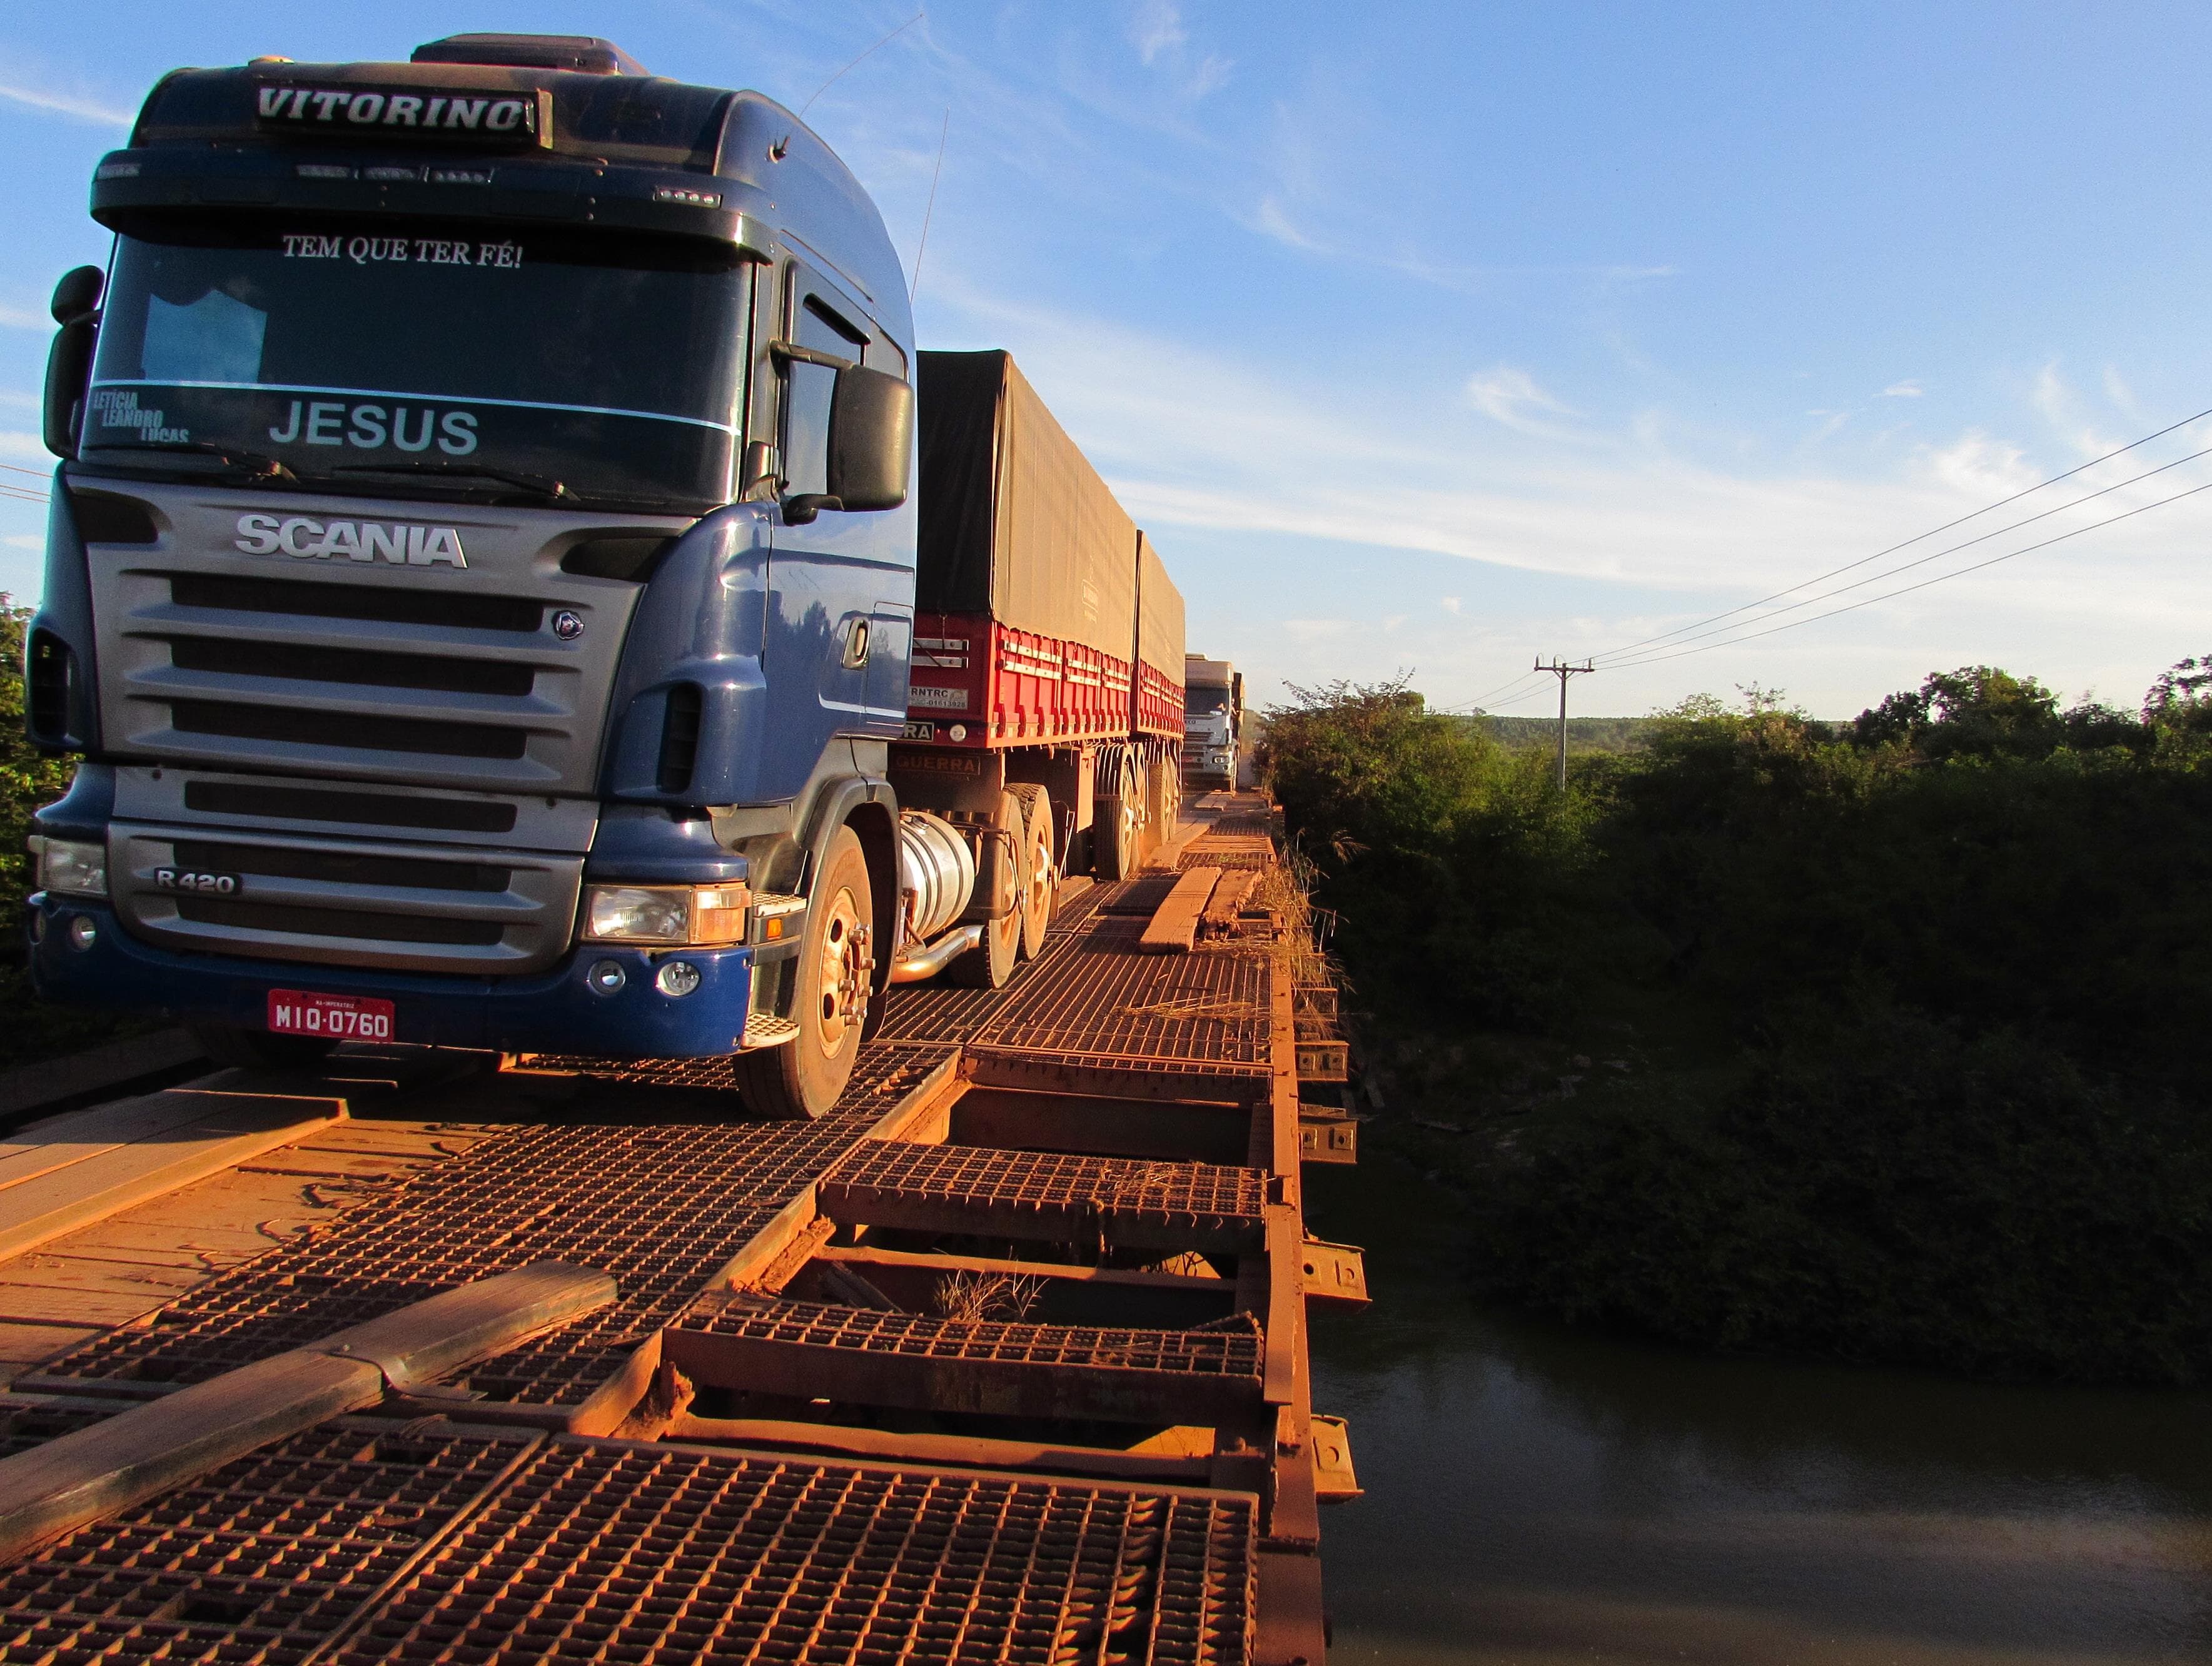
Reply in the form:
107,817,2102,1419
0,598,163,1069
1263,660,2212,1385
1462,714,1657,754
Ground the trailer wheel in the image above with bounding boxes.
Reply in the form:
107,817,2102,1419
1095,784,1141,880
946,791,1023,988
1009,783,1054,959
1146,757,1178,854
190,1023,336,1073
733,826,871,1119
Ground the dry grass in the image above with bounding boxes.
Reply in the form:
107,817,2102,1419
931,1270,1046,1324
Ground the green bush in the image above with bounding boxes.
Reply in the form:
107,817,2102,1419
1263,658,2212,1381
0,596,161,1068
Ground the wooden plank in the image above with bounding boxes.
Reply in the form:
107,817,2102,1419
0,1323,99,1367
0,1031,207,1129
1200,869,1260,929
0,1261,612,1562
0,1094,346,1267
1138,867,1220,954
235,1150,429,1181
0,1090,248,1197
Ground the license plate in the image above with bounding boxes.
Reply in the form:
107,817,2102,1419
267,989,394,1041
901,721,934,741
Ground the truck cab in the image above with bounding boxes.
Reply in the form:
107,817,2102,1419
25,34,925,1117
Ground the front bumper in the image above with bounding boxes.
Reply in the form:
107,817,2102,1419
26,894,762,1058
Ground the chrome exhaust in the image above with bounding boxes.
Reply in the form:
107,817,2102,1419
889,923,984,984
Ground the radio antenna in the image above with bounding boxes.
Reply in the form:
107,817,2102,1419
799,11,924,119
909,107,950,303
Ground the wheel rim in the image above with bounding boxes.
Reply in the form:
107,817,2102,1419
1025,822,1052,926
812,884,869,1058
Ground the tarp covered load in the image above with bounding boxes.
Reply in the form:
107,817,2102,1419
916,350,1137,661
1136,532,1184,685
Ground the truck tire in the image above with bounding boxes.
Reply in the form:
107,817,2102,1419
1009,782,1054,960
189,1022,336,1073
733,826,872,1119
1146,758,1178,855
1095,790,1139,880
946,791,1023,988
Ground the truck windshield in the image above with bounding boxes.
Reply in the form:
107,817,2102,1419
1188,690,1232,716
86,216,749,511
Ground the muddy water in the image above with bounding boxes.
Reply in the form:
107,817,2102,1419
1302,1155,2212,1665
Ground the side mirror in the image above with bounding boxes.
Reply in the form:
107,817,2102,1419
43,268,104,460
825,366,913,512
51,266,103,325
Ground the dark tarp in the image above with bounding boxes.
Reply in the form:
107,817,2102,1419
916,349,1137,660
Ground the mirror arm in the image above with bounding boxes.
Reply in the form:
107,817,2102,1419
768,340,857,373
783,493,843,525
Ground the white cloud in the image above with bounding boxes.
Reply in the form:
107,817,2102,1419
1441,597,1462,615
927,278,2212,715
0,433,48,462
1251,194,1318,251
0,82,131,126
1883,380,1924,398
1464,366,1579,438
1131,1,1186,65
2,535,39,552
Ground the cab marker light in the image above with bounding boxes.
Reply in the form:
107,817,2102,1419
652,186,721,207
296,163,353,179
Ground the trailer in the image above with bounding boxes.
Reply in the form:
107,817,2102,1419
895,350,1184,944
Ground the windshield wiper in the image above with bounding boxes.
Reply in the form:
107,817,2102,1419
97,440,295,482
333,461,568,502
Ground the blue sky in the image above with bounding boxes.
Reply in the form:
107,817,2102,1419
6,2,2212,719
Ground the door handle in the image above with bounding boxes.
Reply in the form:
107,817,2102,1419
842,618,871,669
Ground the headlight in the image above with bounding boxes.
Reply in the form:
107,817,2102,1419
33,836,106,899
581,882,749,946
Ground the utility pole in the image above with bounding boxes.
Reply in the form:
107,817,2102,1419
1534,657,1595,794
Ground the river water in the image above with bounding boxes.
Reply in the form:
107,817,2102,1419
1303,1153,2212,1665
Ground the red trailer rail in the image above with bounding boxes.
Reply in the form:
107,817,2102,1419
908,614,1136,748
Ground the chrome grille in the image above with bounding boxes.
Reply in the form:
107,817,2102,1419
111,824,583,974
87,486,687,794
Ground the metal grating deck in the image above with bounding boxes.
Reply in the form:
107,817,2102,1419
675,1291,1265,1377
819,1143,1269,1254
30,1048,959,1408
967,921,1273,1077
328,1438,1256,1666
0,1420,538,1666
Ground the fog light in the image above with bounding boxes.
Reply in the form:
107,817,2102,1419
655,959,701,997
587,959,625,996
67,916,98,952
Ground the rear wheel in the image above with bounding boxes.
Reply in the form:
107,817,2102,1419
1009,783,1054,960
946,791,1023,988
733,827,872,1119
190,1023,336,1073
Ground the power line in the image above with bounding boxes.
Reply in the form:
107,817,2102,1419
1587,403,2212,665
1590,439,2212,664
1598,475,2212,672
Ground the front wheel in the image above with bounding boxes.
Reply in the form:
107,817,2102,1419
732,826,872,1119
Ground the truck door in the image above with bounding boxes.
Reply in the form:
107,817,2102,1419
764,263,914,785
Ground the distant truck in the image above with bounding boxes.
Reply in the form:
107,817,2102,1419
1183,655,1242,789
24,33,1181,1119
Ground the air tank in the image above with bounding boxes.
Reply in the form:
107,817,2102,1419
897,810,976,943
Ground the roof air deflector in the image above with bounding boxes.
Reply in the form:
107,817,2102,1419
410,34,650,76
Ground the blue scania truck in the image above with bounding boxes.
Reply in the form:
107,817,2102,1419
23,33,1183,1118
